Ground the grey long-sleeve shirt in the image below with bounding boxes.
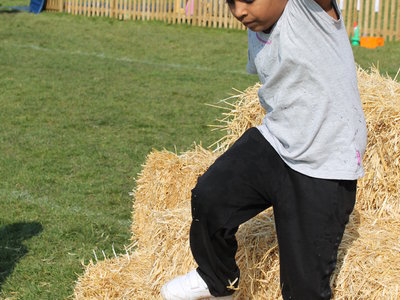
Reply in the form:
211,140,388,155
247,0,367,180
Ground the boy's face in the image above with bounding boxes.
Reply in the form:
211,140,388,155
227,0,288,32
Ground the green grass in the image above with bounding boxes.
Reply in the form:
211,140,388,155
0,10,398,300
0,11,257,299
353,42,400,80
0,0,29,8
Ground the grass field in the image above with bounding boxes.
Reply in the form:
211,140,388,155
0,8,399,300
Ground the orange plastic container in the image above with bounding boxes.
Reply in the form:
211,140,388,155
360,37,385,49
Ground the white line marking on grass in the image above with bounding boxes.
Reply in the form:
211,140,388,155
1,189,131,226
6,42,248,75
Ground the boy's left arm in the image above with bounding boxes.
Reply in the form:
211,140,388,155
313,0,339,20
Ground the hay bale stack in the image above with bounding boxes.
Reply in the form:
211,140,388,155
74,67,400,299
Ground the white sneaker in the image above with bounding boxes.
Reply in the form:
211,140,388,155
160,270,234,300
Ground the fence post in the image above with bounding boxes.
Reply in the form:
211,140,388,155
389,0,396,40
397,0,400,40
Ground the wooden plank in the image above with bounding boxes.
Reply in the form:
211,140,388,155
151,0,155,20
202,0,207,26
363,0,370,36
147,0,151,20
166,0,169,22
159,0,164,21
183,0,186,24
124,0,128,19
183,0,188,24
358,0,364,36
370,0,377,36
167,0,172,23
190,0,195,24
197,0,202,26
66,0,70,13
105,0,109,16
383,0,390,39
155,0,159,20
186,0,191,24
224,1,228,28
212,0,217,27
140,0,144,20
345,0,354,35
88,0,91,16
218,0,223,27
397,0,400,40
229,5,234,28
82,0,85,15
203,0,207,26
177,0,182,24
389,0,396,40
196,0,201,25
172,0,176,23
196,0,200,26
207,0,211,27
132,0,136,19
376,0,383,35
167,0,171,23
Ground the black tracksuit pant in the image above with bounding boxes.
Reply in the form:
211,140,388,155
190,128,356,299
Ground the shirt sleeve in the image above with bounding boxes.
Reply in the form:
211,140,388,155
246,31,257,74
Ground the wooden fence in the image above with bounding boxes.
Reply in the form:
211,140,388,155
45,0,400,40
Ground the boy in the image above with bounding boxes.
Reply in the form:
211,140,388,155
161,0,367,299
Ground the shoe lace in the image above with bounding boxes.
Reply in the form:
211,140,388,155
226,277,239,291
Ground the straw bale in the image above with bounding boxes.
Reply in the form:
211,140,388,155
332,212,400,299
74,67,400,299
73,250,153,299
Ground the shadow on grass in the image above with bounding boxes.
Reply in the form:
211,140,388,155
0,222,43,292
